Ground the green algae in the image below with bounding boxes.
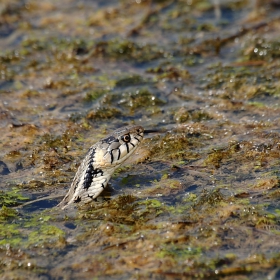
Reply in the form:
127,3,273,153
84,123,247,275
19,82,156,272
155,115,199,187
0,208,66,250
27,224,65,248
140,198,163,209
0,206,18,222
0,224,21,246
0,189,29,207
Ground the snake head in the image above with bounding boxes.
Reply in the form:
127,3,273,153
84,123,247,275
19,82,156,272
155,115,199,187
99,125,144,166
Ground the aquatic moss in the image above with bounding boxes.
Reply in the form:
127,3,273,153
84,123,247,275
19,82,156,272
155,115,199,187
121,88,165,111
202,64,280,102
21,37,49,52
147,65,191,81
86,106,122,119
27,224,66,248
0,63,15,81
0,209,66,249
140,199,162,208
115,75,146,87
174,107,212,123
92,39,164,62
83,89,108,102
29,133,77,170
79,195,141,226
244,38,280,62
21,37,90,55
146,178,183,197
101,88,165,114
194,188,226,209
112,165,133,177
40,133,73,150
240,84,280,100
252,178,279,190
0,224,21,246
81,196,170,227
157,244,202,259
203,141,243,169
147,132,201,161
111,194,138,210
0,206,18,222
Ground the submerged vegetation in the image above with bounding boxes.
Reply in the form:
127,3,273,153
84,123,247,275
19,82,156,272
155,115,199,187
1,0,280,279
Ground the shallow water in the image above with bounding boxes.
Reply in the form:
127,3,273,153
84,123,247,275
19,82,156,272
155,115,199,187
1,0,280,279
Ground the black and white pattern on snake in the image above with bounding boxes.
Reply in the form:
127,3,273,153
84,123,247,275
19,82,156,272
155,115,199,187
57,125,144,209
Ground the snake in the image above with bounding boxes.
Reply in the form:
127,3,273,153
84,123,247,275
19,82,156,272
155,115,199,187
57,125,144,209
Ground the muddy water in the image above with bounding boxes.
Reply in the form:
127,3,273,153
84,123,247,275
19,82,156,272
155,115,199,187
1,0,280,279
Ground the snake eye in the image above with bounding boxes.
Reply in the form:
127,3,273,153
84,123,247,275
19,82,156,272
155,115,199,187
122,134,131,142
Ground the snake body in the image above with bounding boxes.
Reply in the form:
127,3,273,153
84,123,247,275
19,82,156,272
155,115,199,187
57,125,144,209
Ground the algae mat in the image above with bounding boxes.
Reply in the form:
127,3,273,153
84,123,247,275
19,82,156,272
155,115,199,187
1,0,280,279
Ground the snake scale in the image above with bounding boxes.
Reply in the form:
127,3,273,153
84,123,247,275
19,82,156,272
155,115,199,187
57,125,144,209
